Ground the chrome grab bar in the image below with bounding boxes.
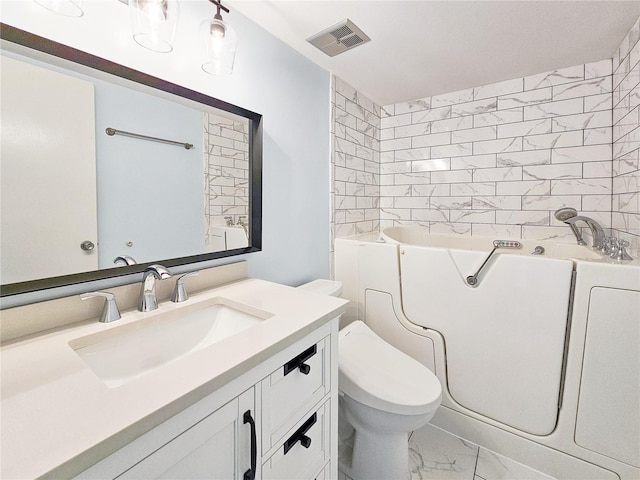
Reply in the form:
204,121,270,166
466,240,522,287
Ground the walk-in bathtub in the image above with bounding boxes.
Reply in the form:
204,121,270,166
335,226,639,480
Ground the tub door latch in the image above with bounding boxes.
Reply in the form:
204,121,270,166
466,240,521,287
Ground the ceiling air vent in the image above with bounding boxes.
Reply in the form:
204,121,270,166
307,19,371,57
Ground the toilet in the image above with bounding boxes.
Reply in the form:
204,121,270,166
298,280,442,480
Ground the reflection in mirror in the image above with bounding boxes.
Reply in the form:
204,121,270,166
0,24,262,297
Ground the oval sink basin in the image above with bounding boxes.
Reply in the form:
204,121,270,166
69,298,273,387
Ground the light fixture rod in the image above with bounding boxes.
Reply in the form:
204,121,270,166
208,0,229,14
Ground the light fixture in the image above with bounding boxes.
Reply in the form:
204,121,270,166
32,0,84,17
129,0,179,53
200,0,237,76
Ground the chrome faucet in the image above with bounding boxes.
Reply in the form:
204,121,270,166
138,264,172,312
114,255,137,266
555,208,605,250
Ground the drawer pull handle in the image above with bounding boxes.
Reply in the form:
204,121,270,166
243,410,257,480
283,412,317,455
284,344,317,376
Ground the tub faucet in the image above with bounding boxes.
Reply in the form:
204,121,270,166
565,215,604,250
138,264,172,312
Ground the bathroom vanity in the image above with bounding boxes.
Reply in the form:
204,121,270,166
0,262,347,479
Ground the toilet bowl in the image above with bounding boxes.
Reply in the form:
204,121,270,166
339,320,442,479
297,279,443,480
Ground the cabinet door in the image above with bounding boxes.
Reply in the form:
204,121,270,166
119,389,255,479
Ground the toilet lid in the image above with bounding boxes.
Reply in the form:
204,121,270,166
297,279,343,297
339,321,442,415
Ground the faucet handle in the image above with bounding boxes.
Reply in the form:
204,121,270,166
610,239,633,261
172,271,200,303
80,291,121,323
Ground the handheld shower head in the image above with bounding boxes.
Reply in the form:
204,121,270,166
554,207,578,222
555,207,586,245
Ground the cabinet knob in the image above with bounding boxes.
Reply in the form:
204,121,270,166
298,363,311,375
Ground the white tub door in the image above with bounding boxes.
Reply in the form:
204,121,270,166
1,55,98,284
400,246,573,436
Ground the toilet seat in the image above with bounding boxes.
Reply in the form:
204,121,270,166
339,321,442,415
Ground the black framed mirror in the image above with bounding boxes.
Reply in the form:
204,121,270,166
0,24,263,297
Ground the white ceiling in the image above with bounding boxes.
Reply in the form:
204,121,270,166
227,0,640,106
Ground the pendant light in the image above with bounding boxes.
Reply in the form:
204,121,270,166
32,0,83,17
129,0,179,53
200,0,237,75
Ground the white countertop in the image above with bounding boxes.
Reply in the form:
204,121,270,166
0,278,348,479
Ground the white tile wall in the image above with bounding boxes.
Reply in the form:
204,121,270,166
331,16,640,253
613,17,640,253
204,113,249,242
331,76,381,242
378,60,613,241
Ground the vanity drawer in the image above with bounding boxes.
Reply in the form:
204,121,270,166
262,401,330,480
261,336,330,449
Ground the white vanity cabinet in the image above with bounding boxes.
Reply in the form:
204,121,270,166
75,320,338,480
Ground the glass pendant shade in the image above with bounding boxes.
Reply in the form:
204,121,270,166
129,0,179,53
200,16,237,75
32,0,83,17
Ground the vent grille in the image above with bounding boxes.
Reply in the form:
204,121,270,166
307,19,370,57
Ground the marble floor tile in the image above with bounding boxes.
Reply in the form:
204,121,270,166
475,448,557,480
409,423,479,480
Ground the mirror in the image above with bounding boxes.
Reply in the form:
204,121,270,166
0,24,263,297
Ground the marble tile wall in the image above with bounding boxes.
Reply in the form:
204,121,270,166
203,112,249,245
378,61,614,242
331,16,640,254
612,17,640,252
331,75,381,242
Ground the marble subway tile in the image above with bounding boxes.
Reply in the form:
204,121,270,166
583,194,614,211
551,144,612,163
523,130,584,150
551,110,611,132
451,154,497,170
412,184,452,196
452,182,496,196
431,196,473,209
497,179,551,196
584,127,612,146
431,88,475,108
473,166,522,182
380,161,411,174
411,209,450,222
413,105,452,124
497,88,552,110
472,196,522,210
432,142,473,158
522,194,582,210
582,161,613,179
497,118,552,138
584,93,612,113
585,59,613,79
523,98,584,120
394,172,432,185
473,137,523,155
396,147,432,161
431,169,473,184
522,225,579,243
395,97,431,115
380,185,411,197
380,104,394,117
497,149,551,166
552,76,612,101
395,197,431,209
524,65,584,90
451,126,497,144
412,131,452,148
551,178,611,195
450,209,496,223
495,210,548,225
474,108,524,127
380,137,412,152
523,163,583,180
430,222,473,235
474,78,524,100
431,116,474,134
381,113,412,129
452,97,498,117
473,223,523,238
412,158,451,172
395,122,431,138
